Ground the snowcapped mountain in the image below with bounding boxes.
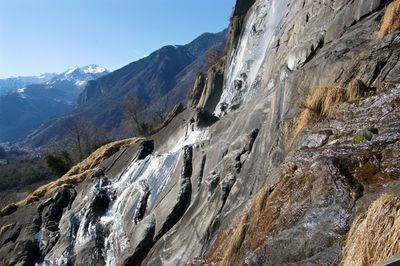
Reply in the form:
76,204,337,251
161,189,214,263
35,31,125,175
0,73,57,96
46,64,108,88
14,64,108,98
0,65,108,142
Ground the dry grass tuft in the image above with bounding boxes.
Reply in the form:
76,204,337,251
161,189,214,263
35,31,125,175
204,164,299,265
16,137,143,206
294,81,367,135
343,193,400,266
66,137,143,176
251,185,272,226
347,79,368,101
203,163,305,266
220,214,249,266
378,0,400,39
294,108,316,136
0,223,12,236
294,86,347,135
205,230,233,263
0,204,18,217
204,214,249,266
247,185,274,250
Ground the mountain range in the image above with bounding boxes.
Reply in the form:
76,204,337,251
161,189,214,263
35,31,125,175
25,30,227,147
0,65,108,142
0,73,57,96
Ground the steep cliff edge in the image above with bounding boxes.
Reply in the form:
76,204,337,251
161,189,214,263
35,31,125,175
1,0,400,265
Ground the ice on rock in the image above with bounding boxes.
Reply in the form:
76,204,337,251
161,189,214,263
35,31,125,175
102,126,207,265
215,0,289,116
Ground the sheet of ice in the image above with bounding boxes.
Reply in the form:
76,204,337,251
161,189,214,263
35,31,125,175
100,126,208,266
214,0,288,116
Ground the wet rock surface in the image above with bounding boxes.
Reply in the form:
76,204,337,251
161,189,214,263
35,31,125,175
1,0,400,265
38,187,76,257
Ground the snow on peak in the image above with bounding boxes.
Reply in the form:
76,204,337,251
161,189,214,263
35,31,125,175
38,73,57,80
65,67,79,75
82,64,107,74
54,65,108,84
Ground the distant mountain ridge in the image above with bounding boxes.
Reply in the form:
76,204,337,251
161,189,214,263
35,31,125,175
0,73,56,96
48,65,108,88
78,31,226,106
0,65,108,142
25,30,227,147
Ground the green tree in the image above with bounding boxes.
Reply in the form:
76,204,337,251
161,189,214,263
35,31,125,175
44,152,72,177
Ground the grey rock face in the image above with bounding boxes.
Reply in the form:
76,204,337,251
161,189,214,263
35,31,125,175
1,0,400,265
193,108,219,128
196,61,225,114
38,188,77,257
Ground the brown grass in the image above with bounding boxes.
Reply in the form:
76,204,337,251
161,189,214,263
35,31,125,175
0,223,12,236
204,215,249,266
378,0,400,39
247,185,275,250
342,193,400,266
204,164,299,265
294,86,347,135
205,229,233,263
294,81,366,135
220,214,249,266
66,137,143,176
347,79,368,101
0,204,18,217
247,163,301,250
15,137,143,206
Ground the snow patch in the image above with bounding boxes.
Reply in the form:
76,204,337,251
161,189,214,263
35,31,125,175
75,80,87,87
16,88,25,93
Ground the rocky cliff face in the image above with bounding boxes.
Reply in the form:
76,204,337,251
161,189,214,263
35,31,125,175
1,0,400,265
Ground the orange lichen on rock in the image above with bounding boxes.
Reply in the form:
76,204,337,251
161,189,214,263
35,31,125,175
343,194,400,266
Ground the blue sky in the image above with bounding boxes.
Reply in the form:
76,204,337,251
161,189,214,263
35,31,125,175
0,0,235,78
